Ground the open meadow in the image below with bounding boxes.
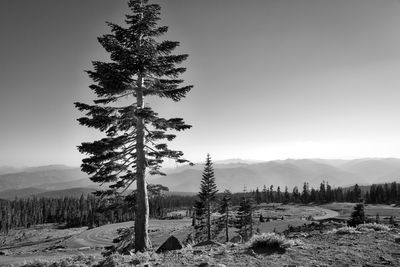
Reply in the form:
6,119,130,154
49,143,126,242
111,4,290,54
321,202,400,221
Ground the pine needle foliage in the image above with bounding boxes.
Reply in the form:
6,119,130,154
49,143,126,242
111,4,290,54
74,0,192,251
348,203,365,227
198,154,218,204
195,154,218,241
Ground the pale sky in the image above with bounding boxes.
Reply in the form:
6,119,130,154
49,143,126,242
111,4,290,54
1,0,400,166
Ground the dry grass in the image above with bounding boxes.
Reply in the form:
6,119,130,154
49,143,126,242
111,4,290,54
329,223,390,235
21,255,97,267
356,223,391,232
328,226,361,235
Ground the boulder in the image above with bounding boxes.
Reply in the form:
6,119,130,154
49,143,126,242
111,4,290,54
156,235,183,253
0,250,10,256
394,235,400,243
229,235,242,243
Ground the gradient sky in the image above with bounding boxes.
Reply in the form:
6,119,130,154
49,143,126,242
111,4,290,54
1,0,400,167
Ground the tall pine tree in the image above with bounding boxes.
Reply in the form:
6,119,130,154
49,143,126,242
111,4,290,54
75,0,192,251
196,154,218,241
219,190,232,242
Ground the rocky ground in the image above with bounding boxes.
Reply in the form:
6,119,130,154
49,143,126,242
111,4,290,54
2,204,400,266
126,228,400,267
8,224,400,267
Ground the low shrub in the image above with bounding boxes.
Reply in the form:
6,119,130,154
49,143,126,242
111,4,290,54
356,223,390,232
248,233,293,252
329,223,390,235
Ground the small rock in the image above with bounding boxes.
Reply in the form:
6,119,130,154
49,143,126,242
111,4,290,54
247,249,256,257
229,235,242,243
379,255,392,263
78,246,91,251
0,250,10,256
131,259,141,265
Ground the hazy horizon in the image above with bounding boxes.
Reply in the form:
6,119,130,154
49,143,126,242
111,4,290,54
2,156,400,169
1,0,400,166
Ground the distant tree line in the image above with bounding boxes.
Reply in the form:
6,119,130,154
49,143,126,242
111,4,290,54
152,180,400,212
365,182,400,204
250,181,400,204
0,193,196,234
0,195,129,234
1,181,399,233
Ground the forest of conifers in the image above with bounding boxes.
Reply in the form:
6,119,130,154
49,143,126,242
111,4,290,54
0,181,399,233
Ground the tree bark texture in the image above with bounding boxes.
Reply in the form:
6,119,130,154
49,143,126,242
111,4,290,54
135,74,150,251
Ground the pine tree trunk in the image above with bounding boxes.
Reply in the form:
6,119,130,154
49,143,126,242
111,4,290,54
135,74,150,251
225,210,229,242
207,200,211,241
249,210,253,238
244,223,247,242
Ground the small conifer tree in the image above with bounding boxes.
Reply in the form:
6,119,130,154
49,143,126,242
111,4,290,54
196,154,218,241
255,188,261,204
348,203,365,227
219,190,232,242
375,213,380,223
236,196,254,241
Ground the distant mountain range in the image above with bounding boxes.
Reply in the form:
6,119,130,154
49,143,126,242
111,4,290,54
150,158,400,192
1,158,400,199
0,165,98,199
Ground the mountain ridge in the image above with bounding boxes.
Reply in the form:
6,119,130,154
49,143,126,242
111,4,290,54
1,158,400,197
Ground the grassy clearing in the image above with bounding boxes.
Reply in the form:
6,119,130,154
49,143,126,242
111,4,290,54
322,203,400,219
